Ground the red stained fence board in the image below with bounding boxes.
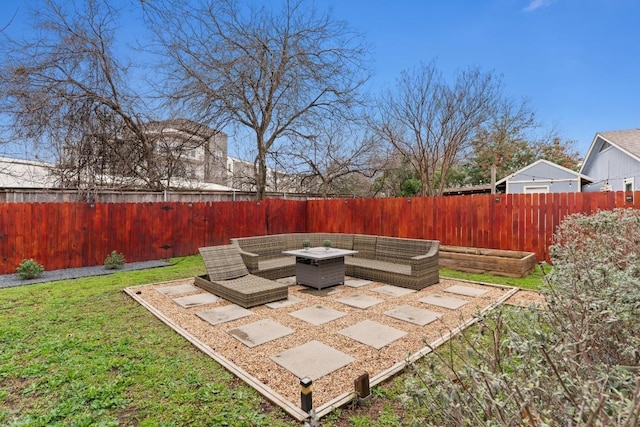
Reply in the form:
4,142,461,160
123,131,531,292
1,193,639,274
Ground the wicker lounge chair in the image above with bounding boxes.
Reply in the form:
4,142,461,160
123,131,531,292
194,244,288,308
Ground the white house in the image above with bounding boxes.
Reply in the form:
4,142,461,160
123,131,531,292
0,156,58,188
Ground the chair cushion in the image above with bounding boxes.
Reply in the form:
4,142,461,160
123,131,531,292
199,245,249,281
258,257,296,271
346,257,411,275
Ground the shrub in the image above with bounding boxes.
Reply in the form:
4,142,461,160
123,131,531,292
16,258,44,280
548,208,640,366
104,250,126,270
401,208,640,426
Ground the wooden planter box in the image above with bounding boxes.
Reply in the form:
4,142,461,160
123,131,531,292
439,245,537,278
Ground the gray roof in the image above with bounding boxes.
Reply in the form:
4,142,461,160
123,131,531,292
598,129,640,158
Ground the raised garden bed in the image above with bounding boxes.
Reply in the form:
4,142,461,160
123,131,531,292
439,245,537,278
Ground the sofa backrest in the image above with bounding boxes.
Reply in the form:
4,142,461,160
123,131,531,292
352,234,377,258
375,237,436,263
233,235,285,260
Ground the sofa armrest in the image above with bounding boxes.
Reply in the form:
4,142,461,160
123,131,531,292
236,248,260,273
409,243,439,274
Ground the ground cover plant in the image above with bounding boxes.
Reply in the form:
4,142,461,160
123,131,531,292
15,259,45,280
104,250,126,270
1,253,545,426
400,208,640,426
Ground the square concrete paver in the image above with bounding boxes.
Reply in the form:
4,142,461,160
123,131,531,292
156,283,199,296
197,305,253,326
265,295,304,309
276,276,297,286
420,294,468,310
444,285,489,297
226,319,294,348
336,294,383,309
384,305,442,326
289,305,346,325
344,278,373,288
339,320,407,349
300,287,343,297
371,285,417,297
173,293,220,308
270,340,354,380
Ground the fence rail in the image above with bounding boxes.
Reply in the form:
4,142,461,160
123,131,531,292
1,192,637,275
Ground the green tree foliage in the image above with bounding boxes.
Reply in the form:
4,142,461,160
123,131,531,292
403,208,640,426
372,154,422,197
460,99,581,186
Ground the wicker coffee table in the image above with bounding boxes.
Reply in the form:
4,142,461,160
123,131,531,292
281,247,358,290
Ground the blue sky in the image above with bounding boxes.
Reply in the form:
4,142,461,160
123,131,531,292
325,0,640,156
1,0,639,157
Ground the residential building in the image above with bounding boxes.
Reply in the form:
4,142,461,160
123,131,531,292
496,159,591,194
0,156,58,188
580,129,640,192
226,156,299,193
144,119,228,186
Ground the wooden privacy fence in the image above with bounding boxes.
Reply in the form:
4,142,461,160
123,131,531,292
0,199,307,274
1,191,638,275
307,191,640,263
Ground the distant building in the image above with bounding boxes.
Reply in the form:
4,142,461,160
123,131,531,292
226,156,298,193
144,119,228,186
496,159,591,194
580,129,640,192
0,157,58,188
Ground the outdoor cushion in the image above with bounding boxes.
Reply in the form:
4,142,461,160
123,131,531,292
346,257,411,276
258,257,296,271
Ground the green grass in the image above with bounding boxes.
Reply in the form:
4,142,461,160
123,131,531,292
0,256,543,426
0,256,292,426
440,263,548,290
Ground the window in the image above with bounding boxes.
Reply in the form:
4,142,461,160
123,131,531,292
624,177,634,192
523,185,549,194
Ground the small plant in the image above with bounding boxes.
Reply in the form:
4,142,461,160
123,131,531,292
104,250,126,270
302,239,311,249
323,239,332,249
16,258,45,280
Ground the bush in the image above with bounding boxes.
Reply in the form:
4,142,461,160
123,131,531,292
16,258,44,280
104,250,126,270
401,208,640,426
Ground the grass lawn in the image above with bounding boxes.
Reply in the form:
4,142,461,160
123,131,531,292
0,256,544,426
439,263,548,290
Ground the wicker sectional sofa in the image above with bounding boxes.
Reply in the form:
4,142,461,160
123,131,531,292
230,233,440,290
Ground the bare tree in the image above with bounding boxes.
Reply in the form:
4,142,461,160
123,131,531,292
0,0,204,192
149,0,370,200
281,121,382,198
371,62,501,196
